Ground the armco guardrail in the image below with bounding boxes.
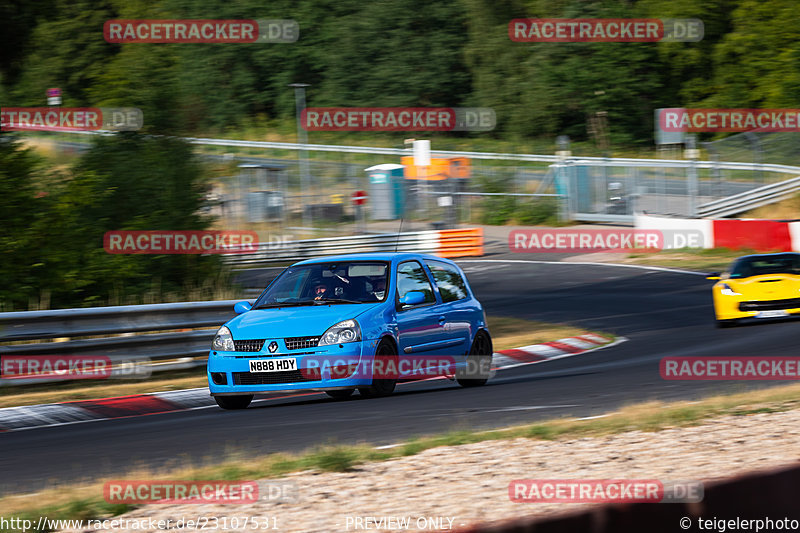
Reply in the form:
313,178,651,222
697,175,800,217
0,300,240,342
223,228,484,267
0,300,240,386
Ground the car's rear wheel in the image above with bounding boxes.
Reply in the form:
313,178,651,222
325,389,355,400
358,339,397,398
214,394,253,410
457,331,493,387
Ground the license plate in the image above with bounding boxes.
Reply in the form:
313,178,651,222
757,310,789,318
249,358,297,373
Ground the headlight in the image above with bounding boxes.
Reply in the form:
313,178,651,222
212,325,235,351
318,319,361,346
720,283,741,296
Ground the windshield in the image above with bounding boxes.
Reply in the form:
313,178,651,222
253,261,389,307
729,255,800,278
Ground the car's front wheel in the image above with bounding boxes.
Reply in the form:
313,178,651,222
325,389,355,400
358,339,397,398
214,394,253,410
457,331,493,387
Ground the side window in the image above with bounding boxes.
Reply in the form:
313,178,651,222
396,261,436,306
425,260,469,303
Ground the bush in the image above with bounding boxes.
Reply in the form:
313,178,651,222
516,197,559,226
476,171,561,226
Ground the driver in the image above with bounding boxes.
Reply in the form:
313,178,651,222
312,279,330,300
370,276,387,300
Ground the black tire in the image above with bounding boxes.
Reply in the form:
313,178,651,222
325,389,355,400
457,331,493,387
358,340,398,398
716,319,737,328
214,394,253,410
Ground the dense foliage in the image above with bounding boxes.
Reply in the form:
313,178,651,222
0,133,223,310
3,0,798,143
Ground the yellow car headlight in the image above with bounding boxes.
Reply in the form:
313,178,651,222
720,283,741,296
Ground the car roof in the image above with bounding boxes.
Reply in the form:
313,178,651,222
291,252,456,266
735,252,800,261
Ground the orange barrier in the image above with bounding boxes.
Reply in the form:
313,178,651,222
437,227,484,258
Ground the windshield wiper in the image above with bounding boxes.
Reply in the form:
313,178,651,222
253,301,316,309
312,298,364,305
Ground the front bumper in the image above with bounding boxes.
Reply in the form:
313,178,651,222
713,294,800,321
207,339,376,395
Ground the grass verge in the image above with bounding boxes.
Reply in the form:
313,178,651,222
622,247,751,272
0,316,597,409
3,381,800,529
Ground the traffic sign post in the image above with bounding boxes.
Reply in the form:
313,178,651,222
47,88,62,106
413,140,431,213
352,190,368,233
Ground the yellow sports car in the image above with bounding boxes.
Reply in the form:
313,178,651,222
708,252,800,327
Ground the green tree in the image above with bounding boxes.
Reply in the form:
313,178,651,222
705,0,800,108
4,133,227,309
0,134,50,309
10,0,118,107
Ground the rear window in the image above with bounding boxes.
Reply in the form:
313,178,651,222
425,260,469,302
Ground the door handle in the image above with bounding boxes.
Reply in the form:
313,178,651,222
438,316,447,325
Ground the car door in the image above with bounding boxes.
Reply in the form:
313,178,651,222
394,261,456,366
424,259,473,359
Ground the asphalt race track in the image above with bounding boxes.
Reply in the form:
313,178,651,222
2,258,796,495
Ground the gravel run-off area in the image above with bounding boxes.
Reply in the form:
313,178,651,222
61,409,800,532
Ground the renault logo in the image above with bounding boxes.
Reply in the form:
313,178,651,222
268,341,279,353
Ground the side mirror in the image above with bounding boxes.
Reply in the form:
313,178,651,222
234,301,252,314
706,272,721,280
399,291,425,307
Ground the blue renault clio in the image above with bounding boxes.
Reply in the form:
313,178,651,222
208,253,493,409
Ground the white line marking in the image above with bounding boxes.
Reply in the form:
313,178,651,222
483,404,579,413
576,414,609,421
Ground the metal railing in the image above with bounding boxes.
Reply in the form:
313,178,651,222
187,138,800,221
551,159,800,222
0,300,240,386
697,175,800,218
223,228,483,267
56,132,800,220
